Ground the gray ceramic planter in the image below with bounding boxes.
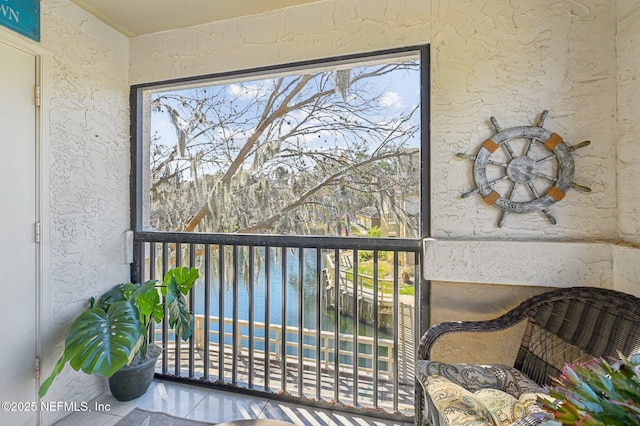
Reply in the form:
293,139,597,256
108,345,162,401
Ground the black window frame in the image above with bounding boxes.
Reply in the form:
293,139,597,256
129,45,431,239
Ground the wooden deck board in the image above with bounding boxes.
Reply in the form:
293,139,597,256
159,345,414,416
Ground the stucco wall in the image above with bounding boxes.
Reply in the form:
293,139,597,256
129,0,429,84
0,1,131,424
128,0,640,364
41,1,130,422
129,0,619,237
432,1,616,238
613,2,640,294
0,0,632,420
129,0,635,243
617,3,640,246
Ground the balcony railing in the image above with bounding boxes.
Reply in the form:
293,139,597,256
133,231,423,420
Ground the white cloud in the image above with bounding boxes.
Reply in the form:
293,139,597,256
379,91,403,108
227,81,274,99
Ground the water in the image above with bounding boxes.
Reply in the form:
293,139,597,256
189,247,391,364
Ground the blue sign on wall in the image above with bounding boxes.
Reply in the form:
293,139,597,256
0,0,40,42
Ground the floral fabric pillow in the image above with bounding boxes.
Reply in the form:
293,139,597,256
417,361,548,426
416,361,541,397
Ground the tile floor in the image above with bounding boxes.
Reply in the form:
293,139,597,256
54,380,413,426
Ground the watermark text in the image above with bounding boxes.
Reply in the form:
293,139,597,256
2,401,111,412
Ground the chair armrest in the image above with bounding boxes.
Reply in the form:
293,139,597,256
418,286,640,362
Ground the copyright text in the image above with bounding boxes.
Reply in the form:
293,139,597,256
2,401,111,412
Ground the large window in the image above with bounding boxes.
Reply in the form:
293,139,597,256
134,48,427,238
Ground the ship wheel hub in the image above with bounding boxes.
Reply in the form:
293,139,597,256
506,156,537,183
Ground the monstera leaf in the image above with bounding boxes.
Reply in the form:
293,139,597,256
165,266,199,296
163,267,198,341
65,301,144,376
97,283,137,309
132,280,164,326
38,301,143,397
39,267,199,398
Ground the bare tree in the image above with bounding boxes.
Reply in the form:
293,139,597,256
149,61,420,237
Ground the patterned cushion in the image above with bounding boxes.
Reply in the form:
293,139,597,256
424,376,495,426
416,361,541,397
473,389,545,425
416,361,548,426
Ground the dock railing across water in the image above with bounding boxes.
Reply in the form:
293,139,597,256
191,315,396,379
133,231,423,419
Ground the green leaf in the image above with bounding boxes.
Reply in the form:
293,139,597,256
97,283,137,309
38,353,68,397
161,267,198,341
578,381,601,403
64,301,144,377
164,266,199,295
564,364,581,385
130,280,157,300
165,277,194,341
545,354,640,425
40,268,200,398
132,280,163,325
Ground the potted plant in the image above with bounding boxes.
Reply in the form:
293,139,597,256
540,353,640,425
38,266,199,401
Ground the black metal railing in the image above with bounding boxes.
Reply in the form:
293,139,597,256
133,231,422,419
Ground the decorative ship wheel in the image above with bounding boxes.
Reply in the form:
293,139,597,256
458,110,591,227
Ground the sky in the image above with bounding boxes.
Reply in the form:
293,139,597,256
149,57,422,155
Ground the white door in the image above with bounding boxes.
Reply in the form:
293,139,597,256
0,40,39,426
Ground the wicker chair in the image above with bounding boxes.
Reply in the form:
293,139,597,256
415,286,640,426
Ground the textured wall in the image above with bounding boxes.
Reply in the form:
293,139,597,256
424,240,615,288
617,2,640,245
0,0,634,420
432,1,616,238
129,0,429,84
130,1,625,241
127,0,640,366
37,1,130,423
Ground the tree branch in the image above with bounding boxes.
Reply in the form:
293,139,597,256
221,75,314,185
236,150,416,233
